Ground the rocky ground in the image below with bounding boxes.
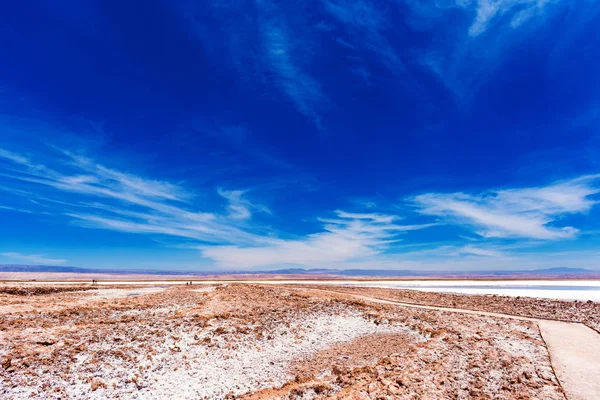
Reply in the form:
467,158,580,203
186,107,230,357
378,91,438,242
0,285,94,296
0,284,566,399
302,285,600,333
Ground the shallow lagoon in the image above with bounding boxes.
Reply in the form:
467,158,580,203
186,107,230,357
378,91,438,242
346,280,600,301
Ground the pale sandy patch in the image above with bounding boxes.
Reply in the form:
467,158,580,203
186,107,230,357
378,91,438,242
90,287,167,299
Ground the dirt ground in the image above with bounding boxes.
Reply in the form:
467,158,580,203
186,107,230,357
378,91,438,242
0,284,567,399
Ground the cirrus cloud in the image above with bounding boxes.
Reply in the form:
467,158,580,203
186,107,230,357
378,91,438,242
202,210,437,268
413,175,600,240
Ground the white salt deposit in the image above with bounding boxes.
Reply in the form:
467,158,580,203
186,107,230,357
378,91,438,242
64,311,422,399
90,287,166,299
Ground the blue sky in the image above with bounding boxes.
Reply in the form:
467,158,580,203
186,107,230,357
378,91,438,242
1,0,600,271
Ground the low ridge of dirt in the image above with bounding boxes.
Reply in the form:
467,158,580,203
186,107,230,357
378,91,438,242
0,285,94,296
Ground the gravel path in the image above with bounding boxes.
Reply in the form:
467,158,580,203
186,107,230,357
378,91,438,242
538,321,600,400
311,288,600,400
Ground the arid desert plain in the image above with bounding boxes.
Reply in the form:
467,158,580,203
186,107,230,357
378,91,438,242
1,281,600,400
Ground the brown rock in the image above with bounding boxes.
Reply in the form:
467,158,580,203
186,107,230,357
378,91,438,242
36,339,56,346
91,379,105,391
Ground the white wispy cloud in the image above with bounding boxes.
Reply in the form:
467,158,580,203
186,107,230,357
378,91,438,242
0,149,31,165
405,0,560,38
217,188,271,220
322,0,403,71
451,245,505,257
0,205,33,214
404,0,572,102
64,151,192,202
258,13,328,129
202,210,436,268
464,0,559,37
0,148,271,246
413,175,600,240
0,252,67,265
177,1,328,130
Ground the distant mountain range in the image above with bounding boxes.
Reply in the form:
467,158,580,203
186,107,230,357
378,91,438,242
269,267,599,277
0,264,598,278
